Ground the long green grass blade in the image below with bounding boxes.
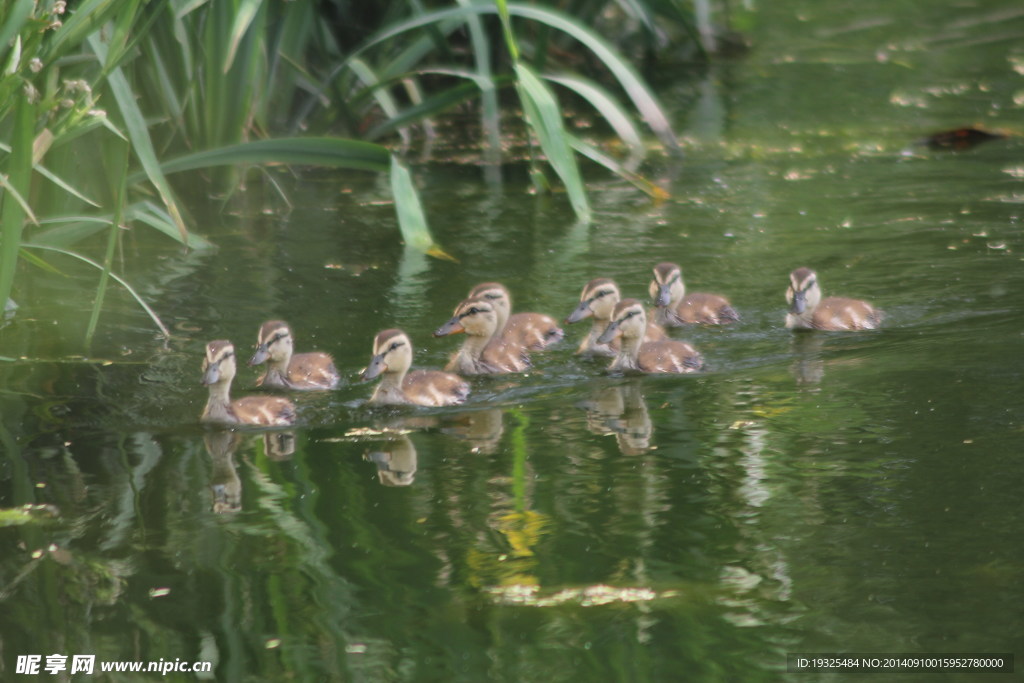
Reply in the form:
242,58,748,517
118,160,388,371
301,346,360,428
0,95,35,308
389,157,454,261
515,63,590,222
21,243,170,338
456,0,502,164
365,79,479,141
0,0,33,64
567,134,669,200
349,58,409,144
88,33,190,246
142,137,391,179
84,142,129,347
223,0,263,73
543,74,644,155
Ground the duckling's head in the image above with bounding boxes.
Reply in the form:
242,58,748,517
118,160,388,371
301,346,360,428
249,320,294,366
597,299,647,345
434,297,499,338
362,329,413,381
202,340,237,386
467,282,511,328
567,278,621,323
786,267,821,314
649,262,684,308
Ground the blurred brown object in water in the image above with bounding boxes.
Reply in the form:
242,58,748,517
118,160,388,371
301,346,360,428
924,127,1006,150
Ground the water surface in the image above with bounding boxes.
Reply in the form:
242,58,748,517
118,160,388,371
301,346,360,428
2,1,1024,681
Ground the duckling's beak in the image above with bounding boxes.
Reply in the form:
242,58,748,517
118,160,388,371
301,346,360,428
248,344,269,366
654,284,672,308
201,362,220,386
434,317,465,337
789,290,806,314
565,300,593,324
361,354,387,381
596,319,622,345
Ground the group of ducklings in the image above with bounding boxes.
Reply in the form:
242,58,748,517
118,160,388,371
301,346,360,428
201,264,881,427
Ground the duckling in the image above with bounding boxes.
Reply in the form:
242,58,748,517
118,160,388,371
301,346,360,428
362,329,470,406
566,277,667,356
467,282,564,351
434,296,531,375
785,267,882,331
248,320,339,390
649,262,739,326
597,299,703,373
202,340,296,426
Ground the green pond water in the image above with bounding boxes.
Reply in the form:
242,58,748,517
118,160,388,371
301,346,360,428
3,1,1024,681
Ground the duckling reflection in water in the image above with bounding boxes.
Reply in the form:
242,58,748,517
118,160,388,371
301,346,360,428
441,408,505,454
363,329,469,406
579,382,652,455
649,262,739,326
205,431,242,514
467,282,564,351
202,340,296,426
364,434,418,487
249,320,340,390
434,297,531,375
566,278,666,357
597,299,703,374
785,267,882,331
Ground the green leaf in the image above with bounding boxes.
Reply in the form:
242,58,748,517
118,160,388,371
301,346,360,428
89,33,191,246
389,157,454,261
543,73,644,155
566,134,669,200
223,0,262,73
21,243,170,338
144,137,391,179
0,95,35,307
0,0,34,64
515,63,591,222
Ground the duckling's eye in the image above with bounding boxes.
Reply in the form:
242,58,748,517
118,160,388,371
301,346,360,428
462,307,480,317
271,332,289,344
484,293,500,300
596,289,612,298
389,341,404,351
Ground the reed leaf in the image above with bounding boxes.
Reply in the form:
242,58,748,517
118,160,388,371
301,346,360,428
223,0,263,74
515,63,591,222
84,142,129,347
0,0,33,64
20,243,170,338
389,157,454,261
0,95,35,308
88,33,190,246
542,73,644,155
146,137,392,178
566,134,669,200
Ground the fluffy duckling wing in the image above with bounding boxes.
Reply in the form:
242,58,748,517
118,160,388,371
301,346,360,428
673,293,739,325
404,370,470,406
638,340,703,374
504,312,564,351
288,352,340,389
231,396,296,426
813,297,882,331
